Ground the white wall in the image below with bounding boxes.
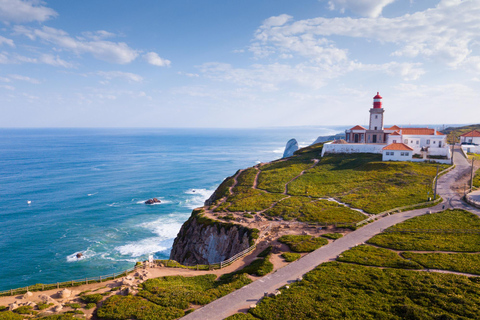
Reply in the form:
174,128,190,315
382,150,412,161
321,142,385,157
461,145,480,154
460,136,480,145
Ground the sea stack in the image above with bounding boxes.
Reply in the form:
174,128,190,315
283,138,299,158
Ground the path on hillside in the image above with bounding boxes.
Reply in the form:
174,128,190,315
182,147,480,320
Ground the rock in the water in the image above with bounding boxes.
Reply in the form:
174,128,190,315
145,198,161,205
282,139,298,158
76,252,83,259
59,288,71,299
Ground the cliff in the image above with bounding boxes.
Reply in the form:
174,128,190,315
170,209,257,265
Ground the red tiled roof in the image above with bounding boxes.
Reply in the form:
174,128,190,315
349,125,367,130
383,143,414,151
400,128,445,136
385,125,401,130
390,131,401,136
460,130,480,138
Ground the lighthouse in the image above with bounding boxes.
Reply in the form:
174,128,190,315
369,92,384,131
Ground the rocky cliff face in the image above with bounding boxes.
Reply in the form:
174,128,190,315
283,138,299,158
170,211,254,265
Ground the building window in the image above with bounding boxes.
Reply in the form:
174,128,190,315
427,140,430,144
375,115,378,119
401,152,405,156
404,139,408,144
433,141,436,144
416,141,419,144
393,140,397,143
391,152,395,156
374,126,377,130
411,140,413,144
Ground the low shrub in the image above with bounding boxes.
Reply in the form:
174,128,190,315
321,233,343,240
257,246,272,258
222,255,273,280
13,306,35,315
65,303,81,309
337,245,422,269
243,213,254,219
225,313,259,319
281,252,301,262
0,311,25,320
85,303,97,310
96,295,184,320
402,252,480,275
0,306,6,311
37,302,54,310
249,262,480,320
80,293,103,304
278,235,328,252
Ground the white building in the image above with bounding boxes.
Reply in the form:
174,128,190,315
322,92,451,161
382,143,413,161
460,130,480,154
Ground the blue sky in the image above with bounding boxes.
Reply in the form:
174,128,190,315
0,0,479,128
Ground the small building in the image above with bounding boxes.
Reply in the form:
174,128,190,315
460,130,480,145
460,130,480,154
382,143,414,161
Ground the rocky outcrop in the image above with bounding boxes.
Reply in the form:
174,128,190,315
170,210,254,265
145,198,161,205
283,139,299,158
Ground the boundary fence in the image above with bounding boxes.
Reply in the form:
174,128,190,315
0,266,138,297
381,228,480,234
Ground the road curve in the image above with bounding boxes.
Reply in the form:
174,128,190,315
182,147,479,320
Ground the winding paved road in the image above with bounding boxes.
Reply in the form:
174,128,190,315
182,147,480,320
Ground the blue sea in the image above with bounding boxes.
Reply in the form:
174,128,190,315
0,127,343,291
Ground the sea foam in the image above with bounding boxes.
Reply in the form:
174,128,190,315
183,188,215,209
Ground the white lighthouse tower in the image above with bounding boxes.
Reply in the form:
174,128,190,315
369,92,384,131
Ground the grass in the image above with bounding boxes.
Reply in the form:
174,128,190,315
248,262,480,320
0,312,26,320
80,293,103,303
402,252,480,275
96,295,184,320
337,245,422,269
222,255,274,281
321,233,343,240
281,252,301,262
257,246,272,258
98,273,252,320
225,314,258,320
474,167,480,188
225,189,285,212
140,273,252,309
287,154,446,214
257,160,314,193
264,197,365,223
368,210,480,251
232,168,258,192
278,235,328,253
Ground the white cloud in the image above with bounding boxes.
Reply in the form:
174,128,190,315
0,0,57,24
9,74,41,84
178,71,199,77
327,0,396,18
0,35,14,47
0,84,14,90
39,54,73,68
96,71,143,83
81,30,116,41
253,1,480,69
143,52,171,67
15,26,139,64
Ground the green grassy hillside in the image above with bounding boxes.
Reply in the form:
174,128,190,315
209,143,446,222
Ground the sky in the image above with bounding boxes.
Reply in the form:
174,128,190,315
0,0,479,128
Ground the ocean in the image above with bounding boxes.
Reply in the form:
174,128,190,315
0,127,343,291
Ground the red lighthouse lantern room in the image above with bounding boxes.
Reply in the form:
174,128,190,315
373,92,382,109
